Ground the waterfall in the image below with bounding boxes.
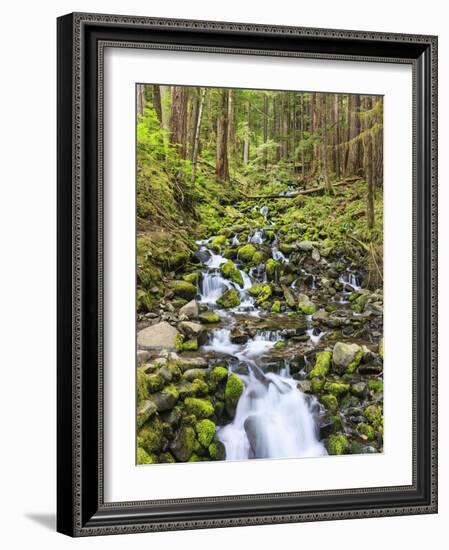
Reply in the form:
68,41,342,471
260,205,269,220
339,270,361,291
199,271,232,304
248,229,264,245
218,368,327,460
272,233,288,263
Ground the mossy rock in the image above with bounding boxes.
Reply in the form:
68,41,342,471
379,337,384,360
171,281,197,300
254,284,272,306
196,419,216,447
220,260,244,287
184,397,215,418
253,250,267,264
217,288,240,308
364,405,383,431
225,373,245,417
137,400,157,428
237,244,257,263
274,341,286,349
368,379,383,393
311,377,325,393
181,338,199,351
198,311,220,324
138,417,164,454
308,350,332,378
323,381,350,396
137,289,157,313
183,272,198,284
326,434,350,455
209,440,226,461
137,446,157,465
271,300,282,313
137,367,149,403
210,366,228,385
170,425,198,462
320,394,338,413
265,259,279,280
158,451,176,463
210,235,227,252
357,422,375,441
178,378,210,399
297,293,317,315
146,373,164,393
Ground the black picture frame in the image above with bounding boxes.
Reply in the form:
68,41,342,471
57,12,438,537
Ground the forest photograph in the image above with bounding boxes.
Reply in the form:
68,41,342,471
135,84,384,465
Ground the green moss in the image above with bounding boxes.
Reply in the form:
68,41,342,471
320,394,338,413
255,284,272,306
159,452,175,463
253,250,267,264
137,368,149,403
323,381,350,396
146,373,164,393
225,373,244,416
379,338,384,359
271,300,282,313
346,349,364,374
172,425,197,462
198,311,220,323
138,417,164,454
209,440,226,461
220,260,244,287
265,259,279,280
137,289,157,312
308,350,332,378
210,235,227,251
298,294,317,315
182,338,199,351
274,340,286,349
184,397,214,418
183,272,198,284
368,379,383,393
210,366,228,385
188,453,202,462
196,419,216,447
175,333,185,350
217,288,240,308
311,377,325,393
237,243,257,263
357,422,375,440
364,405,383,431
171,280,197,300
137,446,157,465
326,434,349,455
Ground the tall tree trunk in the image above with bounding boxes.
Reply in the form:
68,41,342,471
216,89,230,181
346,94,362,176
160,85,171,131
299,94,305,181
152,85,162,123
332,94,340,178
136,84,146,116
170,86,188,158
227,89,236,161
362,96,375,229
282,94,289,159
263,94,268,168
187,90,199,160
243,100,251,164
321,94,331,192
191,88,206,185
311,93,320,175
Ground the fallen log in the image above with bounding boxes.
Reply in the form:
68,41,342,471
241,178,359,200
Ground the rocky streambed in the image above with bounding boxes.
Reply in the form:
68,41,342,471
136,205,384,465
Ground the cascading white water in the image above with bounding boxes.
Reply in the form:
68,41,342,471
199,271,232,304
272,232,288,263
219,369,327,460
260,205,269,220
248,229,264,245
339,271,361,291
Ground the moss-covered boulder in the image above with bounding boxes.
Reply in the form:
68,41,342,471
357,422,375,440
170,425,198,462
184,397,215,418
332,342,363,374
137,400,158,428
146,373,164,393
237,244,257,263
297,293,317,315
320,394,338,413
196,419,216,447
255,284,272,306
326,434,350,455
323,381,350,396
210,366,228,385
210,235,227,252
198,310,220,324
208,440,226,461
265,258,279,280
137,446,157,465
220,260,244,287
225,373,245,417
183,272,198,284
271,300,282,313
308,350,332,378
171,280,197,300
217,288,240,308
138,417,164,454
364,404,383,430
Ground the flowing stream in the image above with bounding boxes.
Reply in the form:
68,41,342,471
196,206,327,460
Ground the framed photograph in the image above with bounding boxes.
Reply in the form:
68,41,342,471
57,12,438,536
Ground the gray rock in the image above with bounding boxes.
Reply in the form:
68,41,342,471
137,400,158,428
183,368,207,381
297,380,312,393
332,342,363,374
137,321,180,350
178,356,208,372
298,240,314,252
311,248,321,262
151,390,178,412
178,321,204,339
351,381,367,397
179,299,199,319
244,415,269,458
137,350,151,364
